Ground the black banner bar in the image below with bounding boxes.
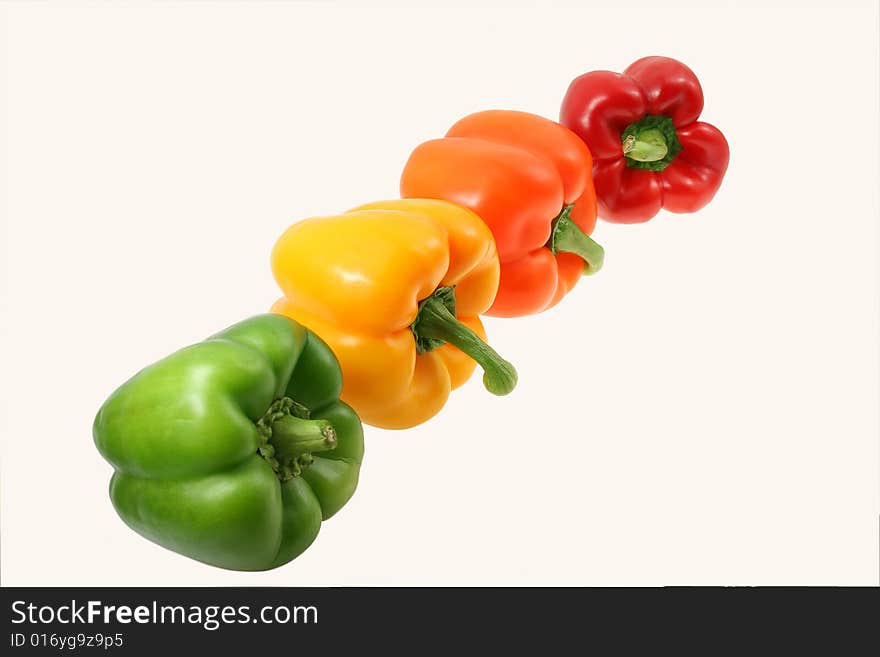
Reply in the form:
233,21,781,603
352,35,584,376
1,587,877,652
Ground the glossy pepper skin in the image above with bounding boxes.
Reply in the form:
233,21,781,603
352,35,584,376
271,199,517,429
560,56,730,224
400,110,604,318
93,315,363,571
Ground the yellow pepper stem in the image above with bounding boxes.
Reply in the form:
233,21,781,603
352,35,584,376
411,287,517,396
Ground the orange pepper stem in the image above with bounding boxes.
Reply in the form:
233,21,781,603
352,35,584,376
548,204,605,275
411,286,517,396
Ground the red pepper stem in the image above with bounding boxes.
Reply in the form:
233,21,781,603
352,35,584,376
620,115,682,172
549,206,605,275
413,290,517,396
622,130,668,162
269,415,337,462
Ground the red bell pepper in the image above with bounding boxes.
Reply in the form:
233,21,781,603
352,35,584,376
560,56,729,224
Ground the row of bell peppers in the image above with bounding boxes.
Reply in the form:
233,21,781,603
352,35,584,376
94,57,729,570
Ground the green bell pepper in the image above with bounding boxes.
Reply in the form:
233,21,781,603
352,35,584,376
93,314,364,571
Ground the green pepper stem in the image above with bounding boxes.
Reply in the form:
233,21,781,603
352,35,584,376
268,415,337,463
622,130,668,162
549,206,605,275
412,289,517,396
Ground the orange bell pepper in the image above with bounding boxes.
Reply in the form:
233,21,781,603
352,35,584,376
270,199,516,430
400,110,604,318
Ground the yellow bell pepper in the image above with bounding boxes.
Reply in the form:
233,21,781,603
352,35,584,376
271,199,517,429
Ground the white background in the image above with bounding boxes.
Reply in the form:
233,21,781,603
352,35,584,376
2,0,878,586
